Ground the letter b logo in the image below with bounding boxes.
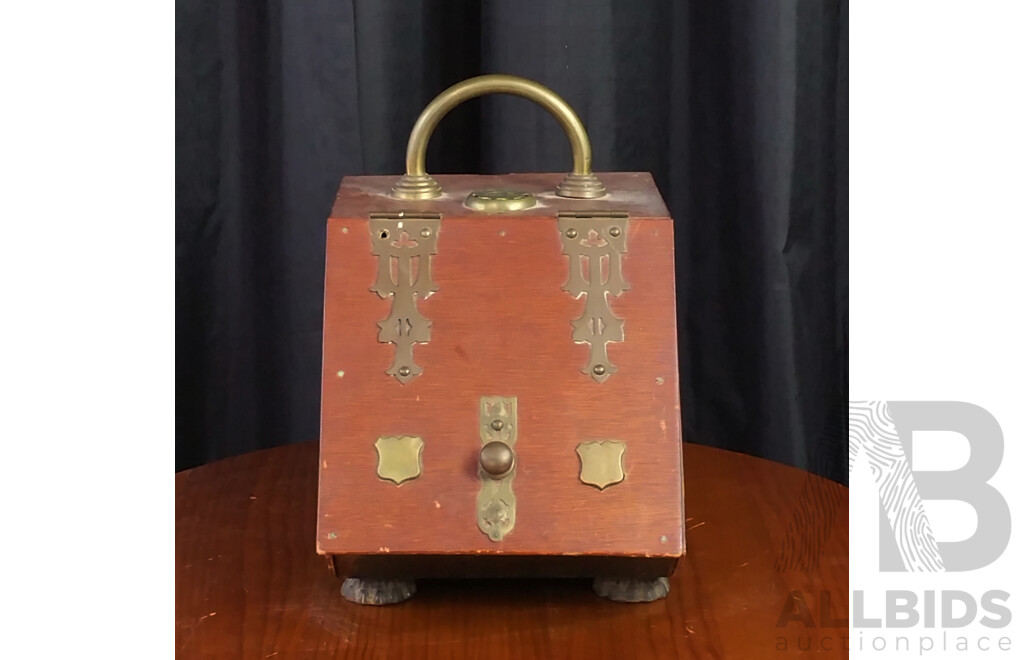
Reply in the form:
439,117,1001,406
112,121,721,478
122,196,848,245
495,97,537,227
850,401,1010,572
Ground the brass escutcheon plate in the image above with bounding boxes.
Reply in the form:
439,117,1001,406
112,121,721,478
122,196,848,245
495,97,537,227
477,397,518,541
465,189,536,213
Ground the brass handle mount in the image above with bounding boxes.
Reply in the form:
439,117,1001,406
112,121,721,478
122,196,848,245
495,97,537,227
392,74,606,201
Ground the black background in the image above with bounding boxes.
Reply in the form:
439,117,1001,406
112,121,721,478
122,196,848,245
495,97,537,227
176,0,848,483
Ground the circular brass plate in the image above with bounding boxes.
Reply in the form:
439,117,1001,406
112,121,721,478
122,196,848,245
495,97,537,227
465,189,536,213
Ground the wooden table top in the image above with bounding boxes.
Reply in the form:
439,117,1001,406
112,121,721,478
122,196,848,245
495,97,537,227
176,441,849,658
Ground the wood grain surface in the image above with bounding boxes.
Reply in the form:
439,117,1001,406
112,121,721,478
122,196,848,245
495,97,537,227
176,441,849,658
319,213,681,560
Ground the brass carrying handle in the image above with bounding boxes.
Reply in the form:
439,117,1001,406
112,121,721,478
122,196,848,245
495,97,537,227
391,74,607,200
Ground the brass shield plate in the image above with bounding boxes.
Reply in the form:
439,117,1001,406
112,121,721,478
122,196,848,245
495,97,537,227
374,436,424,485
576,440,626,490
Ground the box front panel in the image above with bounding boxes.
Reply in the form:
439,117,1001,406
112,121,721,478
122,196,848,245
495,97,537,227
318,214,682,558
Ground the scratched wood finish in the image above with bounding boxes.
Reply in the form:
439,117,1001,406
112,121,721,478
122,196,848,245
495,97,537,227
318,172,682,570
176,441,850,658
330,172,670,219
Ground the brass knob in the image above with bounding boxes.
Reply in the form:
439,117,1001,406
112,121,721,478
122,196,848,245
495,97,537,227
479,441,515,478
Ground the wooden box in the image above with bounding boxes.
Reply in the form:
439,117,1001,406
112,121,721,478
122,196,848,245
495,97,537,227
316,76,684,601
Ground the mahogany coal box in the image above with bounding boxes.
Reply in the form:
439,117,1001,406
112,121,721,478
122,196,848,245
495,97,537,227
316,75,684,605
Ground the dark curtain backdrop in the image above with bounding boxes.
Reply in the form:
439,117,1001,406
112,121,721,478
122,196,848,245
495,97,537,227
176,0,849,483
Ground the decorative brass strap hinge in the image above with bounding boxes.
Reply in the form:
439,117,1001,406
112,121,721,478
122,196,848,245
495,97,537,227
477,396,517,541
558,212,630,382
369,213,441,384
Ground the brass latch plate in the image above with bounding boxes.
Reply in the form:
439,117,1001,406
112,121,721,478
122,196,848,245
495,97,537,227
477,396,517,541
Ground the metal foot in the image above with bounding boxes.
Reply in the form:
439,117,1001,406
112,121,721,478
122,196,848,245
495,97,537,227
593,577,670,603
341,578,416,605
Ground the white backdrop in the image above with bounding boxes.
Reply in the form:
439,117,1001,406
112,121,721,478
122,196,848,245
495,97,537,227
851,1,1024,657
